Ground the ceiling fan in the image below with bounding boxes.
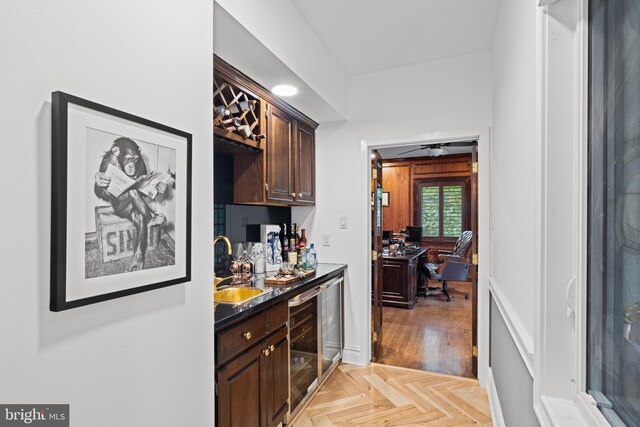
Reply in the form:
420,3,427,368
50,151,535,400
397,140,477,156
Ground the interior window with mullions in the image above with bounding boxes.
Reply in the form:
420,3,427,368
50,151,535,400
588,0,640,425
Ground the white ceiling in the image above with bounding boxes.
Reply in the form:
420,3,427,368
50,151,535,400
289,0,501,76
214,5,346,123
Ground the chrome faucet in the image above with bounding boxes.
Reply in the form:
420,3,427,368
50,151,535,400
213,235,233,291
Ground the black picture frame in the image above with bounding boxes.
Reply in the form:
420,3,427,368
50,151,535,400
50,91,192,311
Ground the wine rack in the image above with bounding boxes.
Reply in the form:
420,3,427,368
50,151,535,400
213,71,264,152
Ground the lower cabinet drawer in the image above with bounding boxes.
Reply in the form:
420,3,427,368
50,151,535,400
217,301,289,366
265,301,288,334
217,313,266,364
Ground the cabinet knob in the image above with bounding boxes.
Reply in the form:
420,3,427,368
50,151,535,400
298,193,302,198
263,348,270,357
270,344,275,352
243,331,252,340
290,192,296,198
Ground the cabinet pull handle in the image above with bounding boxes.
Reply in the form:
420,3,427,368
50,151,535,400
290,192,296,198
270,345,275,352
298,193,302,198
263,348,270,357
243,332,252,340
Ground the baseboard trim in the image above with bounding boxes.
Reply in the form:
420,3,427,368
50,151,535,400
486,367,506,427
342,345,366,366
488,276,535,376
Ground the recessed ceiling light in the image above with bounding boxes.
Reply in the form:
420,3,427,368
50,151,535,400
271,84,298,97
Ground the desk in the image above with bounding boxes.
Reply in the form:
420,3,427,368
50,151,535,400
381,248,426,309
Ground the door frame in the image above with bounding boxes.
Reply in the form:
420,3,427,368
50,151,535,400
361,127,491,385
371,150,383,360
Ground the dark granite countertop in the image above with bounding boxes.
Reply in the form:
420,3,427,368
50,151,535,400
214,263,347,331
381,247,427,261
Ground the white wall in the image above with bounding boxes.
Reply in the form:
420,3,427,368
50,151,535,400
490,0,537,354
293,52,492,365
0,1,213,426
348,51,492,123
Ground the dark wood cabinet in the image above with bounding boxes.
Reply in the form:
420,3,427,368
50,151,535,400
265,329,289,426
266,105,316,205
381,249,426,309
266,105,295,203
217,341,264,427
214,55,317,206
216,303,289,427
294,121,316,204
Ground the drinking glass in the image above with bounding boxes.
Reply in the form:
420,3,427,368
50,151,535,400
232,243,245,282
234,243,244,261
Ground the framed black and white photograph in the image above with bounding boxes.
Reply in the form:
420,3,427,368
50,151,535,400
50,91,192,311
382,192,390,207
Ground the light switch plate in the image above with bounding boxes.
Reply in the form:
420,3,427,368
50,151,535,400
323,234,331,246
339,216,348,229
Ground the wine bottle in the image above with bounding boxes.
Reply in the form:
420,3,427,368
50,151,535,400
237,125,252,138
281,223,289,260
297,229,307,266
222,117,241,130
229,100,256,114
287,246,298,266
240,99,257,112
214,106,231,117
290,223,297,255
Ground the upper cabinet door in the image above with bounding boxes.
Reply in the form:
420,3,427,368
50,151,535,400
266,105,295,203
294,122,316,204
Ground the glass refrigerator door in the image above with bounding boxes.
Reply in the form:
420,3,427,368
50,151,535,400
289,292,319,414
320,278,343,378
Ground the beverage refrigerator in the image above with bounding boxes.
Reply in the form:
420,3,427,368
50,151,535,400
287,275,344,423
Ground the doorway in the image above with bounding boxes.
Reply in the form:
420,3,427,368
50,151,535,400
366,130,487,381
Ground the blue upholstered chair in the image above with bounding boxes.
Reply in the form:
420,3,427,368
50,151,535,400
420,230,473,302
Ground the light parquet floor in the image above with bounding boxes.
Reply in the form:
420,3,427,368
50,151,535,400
293,363,492,426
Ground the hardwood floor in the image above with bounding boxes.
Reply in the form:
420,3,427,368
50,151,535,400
376,281,474,378
293,363,491,426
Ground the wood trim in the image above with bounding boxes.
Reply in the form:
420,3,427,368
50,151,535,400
294,121,316,204
471,145,478,377
381,164,411,233
381,159,413,168
382,153,471,168
381,154,473,239
413,177,471,243
215,55,319,130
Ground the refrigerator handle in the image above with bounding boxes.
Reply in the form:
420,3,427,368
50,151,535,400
321,277,344,290
288,286,322,307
